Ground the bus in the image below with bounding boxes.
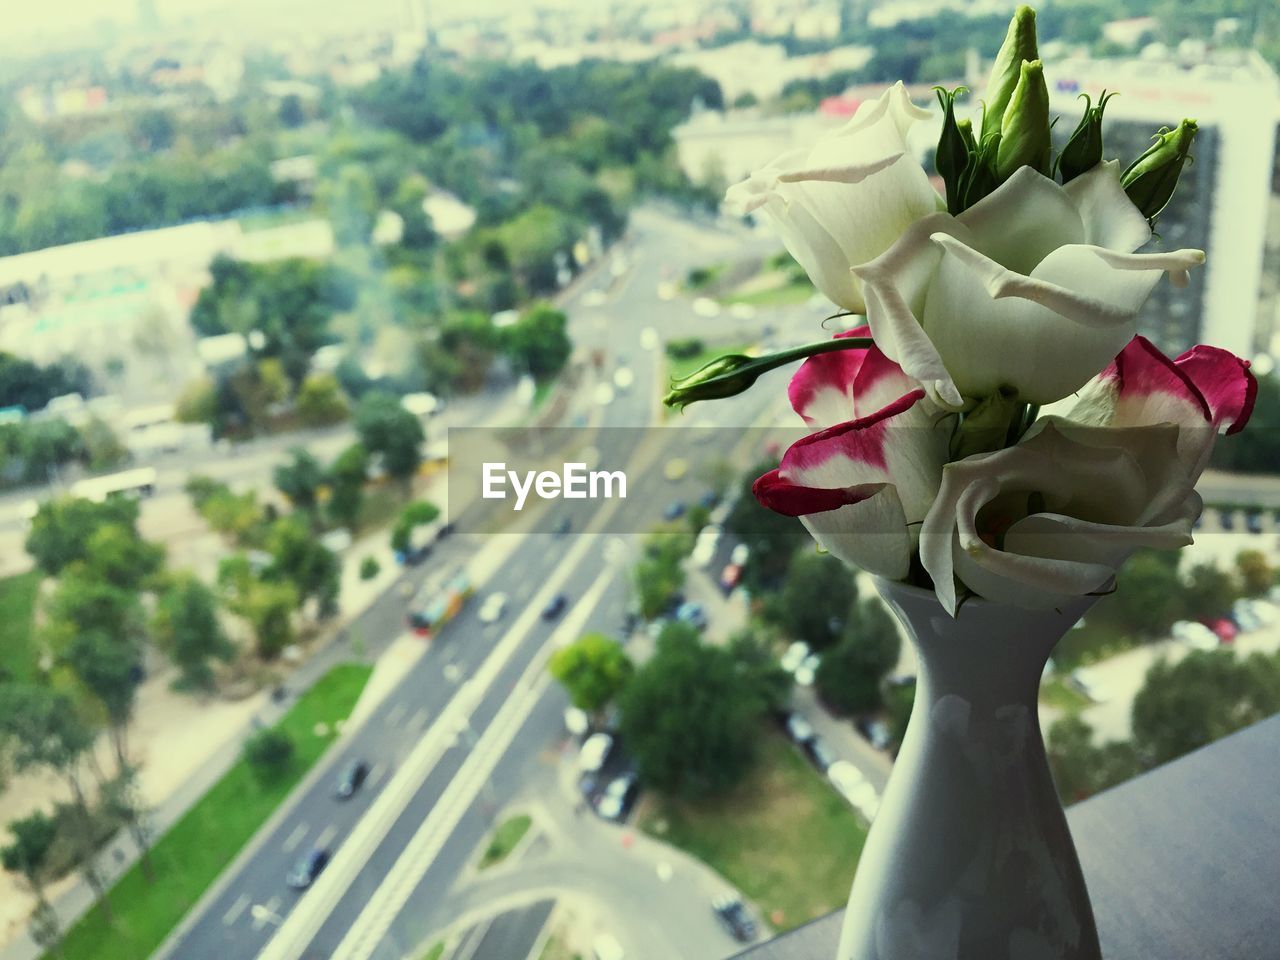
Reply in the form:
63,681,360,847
407,568,473,637
70,467,158,503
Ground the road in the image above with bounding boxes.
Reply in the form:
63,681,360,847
163,208,789,960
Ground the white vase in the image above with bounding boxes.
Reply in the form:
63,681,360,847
837,579,1103,960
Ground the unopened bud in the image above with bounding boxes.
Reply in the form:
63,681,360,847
1121,119,1198,222
934,86,971,215
982,6,1039,141
1057,91,1116,183
996,60,1051,180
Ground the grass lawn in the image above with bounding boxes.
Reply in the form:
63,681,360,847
48,663,372,960
0,570,41,684
419,943,445,960
478,813,533,870
637,733,867,932
1053,619,1138,670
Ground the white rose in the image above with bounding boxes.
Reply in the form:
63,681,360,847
724,82,942,313
853,161,1206,408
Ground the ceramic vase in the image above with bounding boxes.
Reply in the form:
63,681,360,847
836,579,1103,960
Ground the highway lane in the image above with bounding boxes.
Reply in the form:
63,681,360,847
164,208,774,960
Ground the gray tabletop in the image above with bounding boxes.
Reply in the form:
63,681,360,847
735,714,1280,959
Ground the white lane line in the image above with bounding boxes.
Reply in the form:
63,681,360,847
253,896,282,931
385,703,407,728
222,893,250,927
408,707,429,732
314,824,338,850
257,530,601,960
282,823,308,854
333,566,616,960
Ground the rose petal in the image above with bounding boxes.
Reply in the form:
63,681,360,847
1174,345,1257,435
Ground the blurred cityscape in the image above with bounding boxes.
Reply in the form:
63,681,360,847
0,2,1279,960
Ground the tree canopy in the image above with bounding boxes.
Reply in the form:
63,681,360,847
549,633,634,714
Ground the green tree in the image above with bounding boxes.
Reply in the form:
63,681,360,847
2,811,65,959
24,496,141,576
321,164,378,248
390,499,441,554
152,574,235,691
326,443,369,528
1092,549,1183,638
295,372,350,426
815,598,902,715
632,532,691,619
359,556,381,581
242,580,298,659
243,729,295,783
769,551,857,650
79,418,128,472
60,628,143,775
503,304,573,383
274,448,325,513
726,629,792,713
1132,651,1280,767
174,376,217,425
1046,715,1142,804
1181,562,1238,621
355,391,424,482
619,622,770,798
1236,550,1273,599
391,175,437,250
549,633,634,714
79,523,164,592
726,462,810,593
264,515,340,618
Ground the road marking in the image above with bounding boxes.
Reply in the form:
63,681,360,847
367,763,386,789
222,894,250,926
282,823,308,854
408,707,430,732
332,565,616,960
385,704,407,728
257,530,602,960
315,824,338,850
253,897,282,931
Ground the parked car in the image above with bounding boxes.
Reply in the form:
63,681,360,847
730,543,750,566
663,501,686,521
699,490,720,509
577,732,614,774
1245,511,1264,534
663,458,688,481
541,593,568,620
805,736,837,772
828,761,880,819
1218,508,1235,530
478,592,508,624
595,772,640,822
795,653,820,687
784,712,815,745
1172,620,1218,651
563,706,590,738
712,894,757,942
780,641,811,674
553,516,572,536
335,759,369,799
1069,667,1110,703
675,601,708,630
720,563,742,593
1206,617,1238,644
856,717,892,751
286,847,331,889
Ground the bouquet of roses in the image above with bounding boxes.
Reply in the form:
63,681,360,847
665,5,1256,615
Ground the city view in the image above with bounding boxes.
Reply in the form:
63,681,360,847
0,1,1278,959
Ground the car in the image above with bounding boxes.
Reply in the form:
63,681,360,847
542,593,568,620
593,382,615,406
712,894,757,942
1172,620,1218,651
591,933,625,960
1231,601,1263,633
795,653,820,687
478,592,508,624
656,281,677,301
785,712,815,745
1206,617,1237,644
720,563,742,593
675,601,708,630
1068,667,1111,703
692,296,721,317
286,847,331,889
613,367,635,391
577,732,614,774
1246,598,1280,626
780,640,811,674
827,760,865,803
664,458,689,481
663,501,686,521
699,490,720,509
1218,508,1235,530
856,717,892,751
730,543,750,566
553,516,572,536
1245,511,1264,534
564,706,590,738
805,736,837,772
335,759,369,799
595,772,640,822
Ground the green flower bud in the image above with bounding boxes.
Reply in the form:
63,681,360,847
934,86,971,216
996,60,1051,180
1057,90,1116,183
950,386,1022,459
1121,118,1198,222
982,5,1039,141
663,336,874,411
957,117,976,153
